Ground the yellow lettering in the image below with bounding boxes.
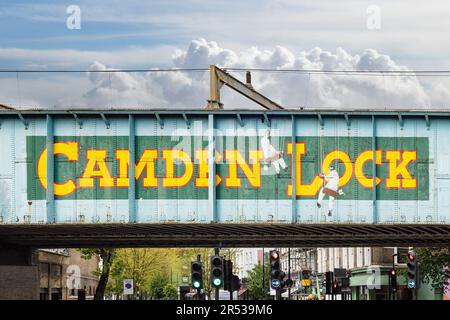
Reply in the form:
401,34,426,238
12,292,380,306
162,150,193,187
386,151,417,188
287,143,322,197
194,150,222,187
116,149,158,187
354,150,382,188
37,142,79,196
225,150,262,188
78,150,115,188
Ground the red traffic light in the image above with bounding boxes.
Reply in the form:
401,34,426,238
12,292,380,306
407,253,415,261
270,251,279,260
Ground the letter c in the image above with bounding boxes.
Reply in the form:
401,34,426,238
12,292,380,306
38,142,79,196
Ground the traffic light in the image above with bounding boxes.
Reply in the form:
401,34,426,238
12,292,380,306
407,250,416,289
332,280,339,294
285,278,294,288
389,269,397,289
231,275,241,292
223,259,233,291
210,255,224,288
270,250,283,289
191,260,203,290
325,271,334,294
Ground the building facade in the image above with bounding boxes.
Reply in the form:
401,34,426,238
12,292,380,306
235,248,264,279
38,249,100,300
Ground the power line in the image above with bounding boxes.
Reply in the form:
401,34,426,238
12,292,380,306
0,67,450,77
226,68,450,74
0,68,209,73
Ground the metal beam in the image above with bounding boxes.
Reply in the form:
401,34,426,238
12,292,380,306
236,113,244,127
155,113,164,129
2,109,450,117
425,114,430,130
182,113,191,129
398,113,404,130
344,113,351,129
291,115,297,223
263,113,271,127
17,112,29,129
317,113,324,128
208,114,217,222
206,65,284,110
372,115,378,224
100,113,110,129
46,115,54,223
71,112,83,129
128,114,136,223
2,223,450,248
0,103,14,110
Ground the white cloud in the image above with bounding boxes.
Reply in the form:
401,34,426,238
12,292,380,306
80,39,448,110
0,46,177,68
2,39,449,109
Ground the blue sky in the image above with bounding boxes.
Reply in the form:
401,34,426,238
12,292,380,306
0,1,449,109
1,0,450,70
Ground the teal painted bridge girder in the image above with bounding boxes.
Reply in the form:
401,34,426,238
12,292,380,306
0,109,447,228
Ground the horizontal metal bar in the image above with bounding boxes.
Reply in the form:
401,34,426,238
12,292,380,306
1,223,449,248
2,109,450,117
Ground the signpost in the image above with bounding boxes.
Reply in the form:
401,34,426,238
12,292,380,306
123,279,134,297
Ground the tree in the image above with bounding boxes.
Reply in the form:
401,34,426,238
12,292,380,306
163,283,178,300
247,261,270,300
79,248,116,300
416,247,450,291
149,272,169,299
106,248,178,299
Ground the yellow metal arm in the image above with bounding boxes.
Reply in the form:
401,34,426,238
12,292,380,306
206,65,284,110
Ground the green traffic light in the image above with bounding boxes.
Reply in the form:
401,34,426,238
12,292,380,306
193,281,201,289
213,278,222,287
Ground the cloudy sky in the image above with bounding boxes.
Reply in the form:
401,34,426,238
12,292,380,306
1,0,450,109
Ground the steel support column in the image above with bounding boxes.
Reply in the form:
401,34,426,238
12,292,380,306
128,115,136,223
46,115,54,223
208,114,217,222
372,115,378,223
291,115,297,223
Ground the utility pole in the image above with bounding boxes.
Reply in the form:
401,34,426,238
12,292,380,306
288,249,291,300
262,248,265,296
215,247,220,301
198,255,202,300
391,253,398,301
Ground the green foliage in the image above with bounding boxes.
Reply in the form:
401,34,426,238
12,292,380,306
149,273,169,299
163,283,178,300
247,261,270,300
78,248,115,300
104,248,178,298
416,247,450,290
79,247,241,300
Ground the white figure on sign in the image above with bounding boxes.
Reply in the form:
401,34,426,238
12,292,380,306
261,129,287,175
317,165,345,216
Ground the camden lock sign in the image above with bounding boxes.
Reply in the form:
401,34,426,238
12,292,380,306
27,134,429,201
